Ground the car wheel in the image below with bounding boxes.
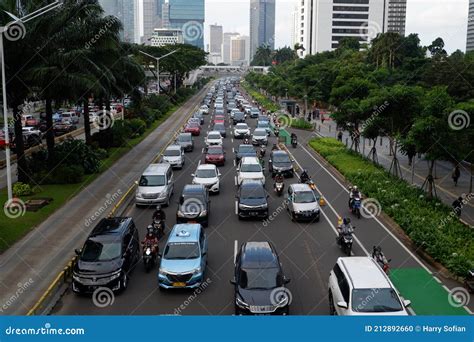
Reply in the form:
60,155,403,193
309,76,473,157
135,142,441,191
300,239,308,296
159,285,166,292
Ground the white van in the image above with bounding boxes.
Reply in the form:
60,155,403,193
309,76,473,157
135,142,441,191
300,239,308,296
136,163,174,206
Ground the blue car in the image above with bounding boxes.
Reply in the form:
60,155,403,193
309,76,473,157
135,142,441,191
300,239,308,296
158,224,208,290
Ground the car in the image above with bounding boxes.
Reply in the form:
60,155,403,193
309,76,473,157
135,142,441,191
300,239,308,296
213,115,225,125
258,115,269,123
22,126,42,139
213,123,226,138
233,111,246,125
251,128,268,146
162,145,185,169
214,108,225,116
176,185,210,226
237,157,265,186
53,122,77,136
187,117,201,126
193,111,204,124
249,108,260,118
72,217,140,294
215,103,224,111
192,164,221,193
233,123,250,139
231,241,291,315
199,105,209,115
328,257,411,316
158,224,208,289
269,150,294,177
184,122,201,136
61,111,79,124
227,102,237,113
205,145,226,166
205,131,223,147
230,108,240,119
235,144,257,162
136,163,174,206
285,183,320,222
257,120,271,135
176,133,194,152
237,180,269,219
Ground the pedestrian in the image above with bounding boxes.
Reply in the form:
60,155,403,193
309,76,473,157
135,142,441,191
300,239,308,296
452,196,464,217
337,131,343,142
307,112,311,122
452,165,461,186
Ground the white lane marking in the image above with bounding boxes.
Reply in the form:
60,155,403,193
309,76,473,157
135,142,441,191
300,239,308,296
234,240,238,265
234,176,238,186
232,147,235,153
235,200,238,215
299,143,433,274
201,147,204,153
231,138,234,143
233,159,236,167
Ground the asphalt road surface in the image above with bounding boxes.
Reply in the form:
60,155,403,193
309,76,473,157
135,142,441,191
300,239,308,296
54,80,472,316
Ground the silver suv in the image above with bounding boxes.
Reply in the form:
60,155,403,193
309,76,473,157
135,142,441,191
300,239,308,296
136,163,174,206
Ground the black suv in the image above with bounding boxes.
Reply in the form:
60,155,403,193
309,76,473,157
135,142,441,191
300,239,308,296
233,111,245,125
269,150,294,177
176,184,210,227
235,144,256,162
231,241,291,315
237,181,269,219
73,217,140,294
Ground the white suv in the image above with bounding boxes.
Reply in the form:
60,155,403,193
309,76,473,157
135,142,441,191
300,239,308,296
328,257,411,316
162,145,185,169
237,157,265,186
192,164,221,193
205,131,223,147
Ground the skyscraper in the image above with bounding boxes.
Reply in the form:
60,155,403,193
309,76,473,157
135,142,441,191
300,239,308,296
209,24,223,55
142,0,158,44
223,32,240,64
249,0,276,61
467,0,474,52
168,0,205,49
387,0,407,36
99,0,139,43
230,35,250,66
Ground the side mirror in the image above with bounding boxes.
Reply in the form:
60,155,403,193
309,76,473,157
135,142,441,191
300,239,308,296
337,301,348,309
191,174,195,177
236,168,240,172
134,180,138,185
403,300,411,307
75,248,82,256
230,278,237,285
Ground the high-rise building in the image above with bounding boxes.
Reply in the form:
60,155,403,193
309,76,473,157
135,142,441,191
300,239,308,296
150,28,184,47
223,32,240,64
142,0,158,44
168,0,205,49
99,0,139,43
161,1,170,28
230,35,250,66
210,24,223,55
291,4,299,49
297,0,389,56
387,0,407,36
467,0,474,52
249,0,276,61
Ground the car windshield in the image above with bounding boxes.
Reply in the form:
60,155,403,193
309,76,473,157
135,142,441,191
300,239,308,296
258,122,269,128
187,122,199,128
139,175,166,187
196,169,217,178
352,288,403,313
81,240,122,262
240,268,279,290
164,149,181,157
273,154,291,163
214,124,224,130
236,124,248,129
254,130,266,137
207,147,223,155
241,186,265,199
208,133,221,140
178,135,191,142
241,163,261,173
164,242,200,260
294,191,316,203
238,145,254,153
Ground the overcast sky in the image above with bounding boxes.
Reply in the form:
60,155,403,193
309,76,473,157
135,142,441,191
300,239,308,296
204,0,471,53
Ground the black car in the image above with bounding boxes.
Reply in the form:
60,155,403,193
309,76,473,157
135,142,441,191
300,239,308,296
176,133,194,152
237,181,269,219
233,112,245,125
73,217,140,294
176,184,210,227
235,144,257,162
231,241,291,315
213,123,226,138
269,150,294,177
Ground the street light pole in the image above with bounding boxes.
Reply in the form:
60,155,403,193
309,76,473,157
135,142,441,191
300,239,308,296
0,1,62,203
139,49,179,96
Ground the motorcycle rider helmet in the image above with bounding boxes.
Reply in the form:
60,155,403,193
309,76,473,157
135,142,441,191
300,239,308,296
353,186,358,191
343,217,351,225
156,204,162,211
147,225,155,236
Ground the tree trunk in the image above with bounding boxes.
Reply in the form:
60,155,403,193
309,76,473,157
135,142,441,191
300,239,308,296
45,98,55,163
13,104,28,183
427,160,435,199
83,99,91,145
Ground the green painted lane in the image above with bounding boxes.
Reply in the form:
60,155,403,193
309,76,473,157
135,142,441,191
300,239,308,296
390,268,470,315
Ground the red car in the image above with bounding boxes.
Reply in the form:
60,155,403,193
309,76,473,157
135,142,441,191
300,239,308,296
213,115,225,124
205,145,226,166
184,122,201,136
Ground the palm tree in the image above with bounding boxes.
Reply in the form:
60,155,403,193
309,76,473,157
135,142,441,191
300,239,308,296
251,45,273,66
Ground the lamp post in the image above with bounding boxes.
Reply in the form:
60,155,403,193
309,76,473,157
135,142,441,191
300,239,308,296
0,1,63,202
139,49,179,95
304,94,308,118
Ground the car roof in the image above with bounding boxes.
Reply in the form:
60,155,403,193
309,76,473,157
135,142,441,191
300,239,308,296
167,224,201,243
236,123,248,127
339,257,391,289
90,217,132,238
183,184,206,194
241,156,259,164
241,241,278,268
143,163,170,175
197,163,217,170
290,183,312,192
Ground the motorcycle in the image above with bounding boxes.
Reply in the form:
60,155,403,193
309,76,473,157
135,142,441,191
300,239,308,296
372,246,391,275
152,219,165,238
307,179,316,191
260,146,266,157
291,137,297,148
350,197,362,219
274,181,284,196
274,127,280,137
337,229,354,256
143,242,158,272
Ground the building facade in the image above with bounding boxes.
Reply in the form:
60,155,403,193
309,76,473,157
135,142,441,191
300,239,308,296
467,0,474,52
230,35,250,66
150,28,184,47
223,32,240,64
210,24,223,55
99,0,139,43
168,0,205,49
387,0,407,36
296,0,390,57
249,0,276,61
142,0,158,44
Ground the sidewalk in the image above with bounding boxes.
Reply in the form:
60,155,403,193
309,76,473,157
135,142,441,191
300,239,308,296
306,117,474,227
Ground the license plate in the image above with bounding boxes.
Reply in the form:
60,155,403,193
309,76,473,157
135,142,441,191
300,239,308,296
173,282,186,287
189,220,197,223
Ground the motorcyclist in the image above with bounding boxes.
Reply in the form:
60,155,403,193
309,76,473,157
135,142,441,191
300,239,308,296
152,204,166,223
291,133,297,143
300,169,310,184
274,171,284,184
271,143,279,151
349,186,361,208
372,246,389,272
142,225,159,252
337,218,354,244
243,137,250,145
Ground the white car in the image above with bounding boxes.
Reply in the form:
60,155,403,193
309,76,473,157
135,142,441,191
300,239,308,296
233,123,250,139
162,145,185,169
199,105,209,115
251,128,268,145
237,157,265,186
205,131,223,146
22,126,42,138
192,164,221,193
230,108,240,119
328,257,411,316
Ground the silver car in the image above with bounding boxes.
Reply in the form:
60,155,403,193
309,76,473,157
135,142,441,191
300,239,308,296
285,184,320,222
162,145,185,169
136,163,174,206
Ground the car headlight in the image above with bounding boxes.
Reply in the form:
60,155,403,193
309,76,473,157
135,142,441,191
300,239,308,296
199,210,208,217
193,267,202,275
136,192,143,199
158,268,167,277
236,296,249,309
145,248,151,256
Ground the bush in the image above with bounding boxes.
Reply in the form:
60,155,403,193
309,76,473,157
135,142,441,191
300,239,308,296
110,121,133,147
128,118,146,137
290,118,313,130
310,137,474,277
241,82,280,112
13,182,32,197
50,165,84,184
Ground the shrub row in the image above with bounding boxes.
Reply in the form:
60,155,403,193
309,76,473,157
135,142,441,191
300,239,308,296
241,82,280,112
309,137,473,277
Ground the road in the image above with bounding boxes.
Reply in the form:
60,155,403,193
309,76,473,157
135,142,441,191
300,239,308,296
54,79,472,316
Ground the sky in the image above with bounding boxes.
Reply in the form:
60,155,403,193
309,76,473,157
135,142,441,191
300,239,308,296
204,0,471,53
